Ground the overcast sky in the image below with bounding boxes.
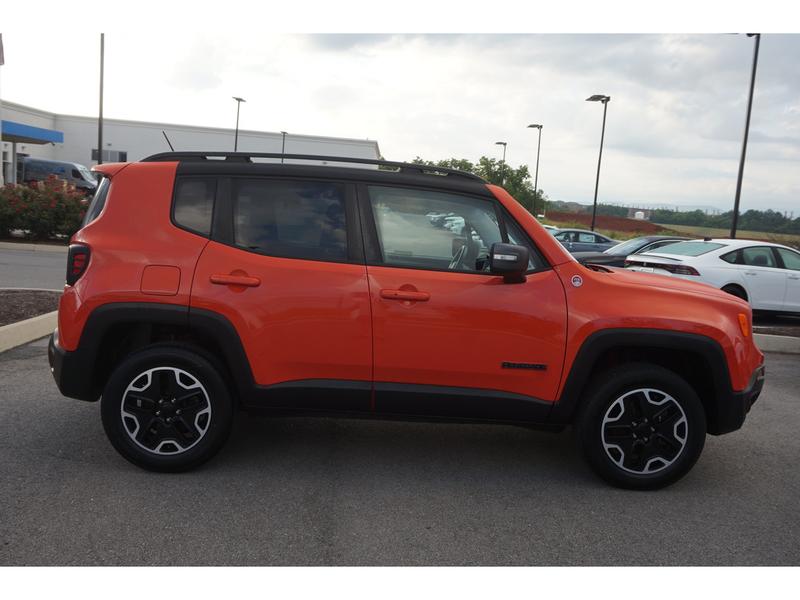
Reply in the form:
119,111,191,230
1,32,798,213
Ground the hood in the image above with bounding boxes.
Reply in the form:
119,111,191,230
602,266,747,305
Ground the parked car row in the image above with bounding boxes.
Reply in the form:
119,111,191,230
625,239,800,314
548,229,797,314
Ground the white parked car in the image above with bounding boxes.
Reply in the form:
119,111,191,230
625,238,800,313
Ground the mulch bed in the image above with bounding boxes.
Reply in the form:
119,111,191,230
0,290,61,328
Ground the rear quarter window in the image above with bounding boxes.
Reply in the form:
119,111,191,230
173,178,216,236
82,177,110,227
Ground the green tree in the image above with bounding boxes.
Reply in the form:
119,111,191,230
410,156,547,215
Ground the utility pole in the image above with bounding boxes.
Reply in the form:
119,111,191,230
730,33,761,239
97,33,105,165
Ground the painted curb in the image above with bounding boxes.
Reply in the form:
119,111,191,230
0,241,67,253
0,311,58,354
754,333,800,355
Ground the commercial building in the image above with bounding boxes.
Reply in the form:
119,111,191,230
0,100,382,184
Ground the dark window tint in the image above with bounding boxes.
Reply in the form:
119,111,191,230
233,180,347,261
71,169,82,179
174,178,215,236
82,177,110,227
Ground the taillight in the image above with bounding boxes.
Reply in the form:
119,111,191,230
66,244,91,286
670,265,700,276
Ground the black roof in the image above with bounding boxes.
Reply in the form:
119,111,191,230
142,152,491,196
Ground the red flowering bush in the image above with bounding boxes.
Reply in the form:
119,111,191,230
0,176,87,240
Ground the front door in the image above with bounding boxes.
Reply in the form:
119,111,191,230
360,184,567,422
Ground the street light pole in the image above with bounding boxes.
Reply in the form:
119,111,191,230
528,124,543,215
586,94,611,231
97,33,105,165
731,33,761,239
232,96,246,151
495,141,508,186
281,131,287,164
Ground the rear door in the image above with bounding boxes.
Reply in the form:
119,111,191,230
190,176,373,411
360,184,567,421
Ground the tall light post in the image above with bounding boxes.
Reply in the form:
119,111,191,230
527,124,543,215
731,33,761,239
495,141,508,186
280,131,287,163
97,33,105,165
232,96,246,151
586,94,611,231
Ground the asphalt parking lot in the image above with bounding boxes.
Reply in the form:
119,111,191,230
0,338,797,566
0,247,66,290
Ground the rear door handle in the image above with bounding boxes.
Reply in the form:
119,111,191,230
745,272,757,276
210,273,261,287
380,289,430,302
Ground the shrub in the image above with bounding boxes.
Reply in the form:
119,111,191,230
0,176,87,241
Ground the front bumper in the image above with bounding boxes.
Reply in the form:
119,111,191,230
708,363,765,435
48,329,100,402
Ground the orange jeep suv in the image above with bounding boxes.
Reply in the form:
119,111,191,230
48,152,765,489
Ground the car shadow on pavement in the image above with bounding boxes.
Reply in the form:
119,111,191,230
213,411,599,488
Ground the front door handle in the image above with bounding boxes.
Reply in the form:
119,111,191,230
380,289,430,302
210,273,261,287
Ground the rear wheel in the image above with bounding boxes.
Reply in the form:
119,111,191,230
101,345,233,472
576,363,706,490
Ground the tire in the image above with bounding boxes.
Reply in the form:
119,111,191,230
101,345,233,472
576,363,706,490
722,285,748,301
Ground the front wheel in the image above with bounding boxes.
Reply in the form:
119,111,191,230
576,364,706,490
101,345,233,472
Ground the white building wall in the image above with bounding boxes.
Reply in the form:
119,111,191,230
2,100,381,170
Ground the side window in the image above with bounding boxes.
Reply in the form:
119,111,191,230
71,169,82,179
504,216,540,271
82,177,110,227
577,233,595,243
233,179,347,262
741,246,777,268
555,231,571,242
720,250,741,264
174,178,215,236
777,248,800,271
368,186,503,273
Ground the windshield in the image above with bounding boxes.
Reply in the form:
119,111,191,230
605,238,647,256
644,241,725,257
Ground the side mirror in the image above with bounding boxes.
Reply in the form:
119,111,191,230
489,243,530,283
